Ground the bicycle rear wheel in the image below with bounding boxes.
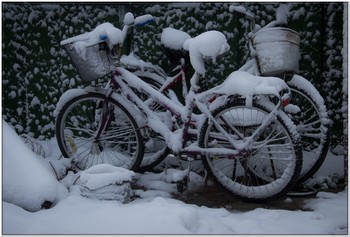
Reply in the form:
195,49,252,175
287,77,330,184
199,99,302,202
55,92,144,171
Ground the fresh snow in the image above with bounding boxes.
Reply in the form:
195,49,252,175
212,70,289,97
80,164,135,189
183,30,230,74
2,120,348,234
2,3,347,234
2,121,67,212
60,22,123,60
161,27,191,50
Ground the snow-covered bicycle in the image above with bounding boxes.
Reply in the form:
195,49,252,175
132,5,330,185
56,12,302,202
229,5,330,184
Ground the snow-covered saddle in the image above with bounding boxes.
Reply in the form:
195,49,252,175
161,28,230,74
183,30,230,75
161,28,191,65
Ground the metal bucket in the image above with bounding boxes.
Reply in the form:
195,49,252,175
253,27,300,76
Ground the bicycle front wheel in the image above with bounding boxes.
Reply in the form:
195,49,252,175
199,99,302,202
55,92,144,171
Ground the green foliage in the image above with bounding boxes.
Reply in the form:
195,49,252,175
2,2,345,148
2,3,121,138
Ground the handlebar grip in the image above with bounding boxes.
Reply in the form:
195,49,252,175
134,14,154,27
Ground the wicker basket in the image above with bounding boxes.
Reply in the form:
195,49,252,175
252,27,300,76
63,42,116,82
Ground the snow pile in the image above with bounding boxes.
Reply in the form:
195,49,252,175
2,121,67,212
183,30,230,74
80,164,135,189
2,121,347,234
80,164,135,203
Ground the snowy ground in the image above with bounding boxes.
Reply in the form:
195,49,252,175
2,121,348,234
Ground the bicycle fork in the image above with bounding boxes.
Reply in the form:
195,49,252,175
92,87,115,154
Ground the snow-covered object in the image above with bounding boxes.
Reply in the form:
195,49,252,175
80,164,135,189
161,28,191,51
229,5,255,19
2,121,65,212
209,71,289,98
253,27,300,76
60,22,123,60
275,4,291,25
64,42,116,82
120,52,163,74
79,164,135,202
134,14,154,27
183,31,230,75
53,88,87,118
123,12,134,25
60,23,123,82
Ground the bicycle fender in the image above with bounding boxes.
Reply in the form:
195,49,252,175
83,87,146,127
54,88,88,118
110,93,146,127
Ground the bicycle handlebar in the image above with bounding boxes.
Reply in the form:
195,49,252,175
229,5,256,32
134,14,154,27
229,4,288,34
60,12,154,50
121,13,154,43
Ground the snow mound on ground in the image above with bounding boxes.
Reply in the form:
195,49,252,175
79,164,135,190
2,121,66,212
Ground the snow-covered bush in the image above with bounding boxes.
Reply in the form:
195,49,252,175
2,2,345,149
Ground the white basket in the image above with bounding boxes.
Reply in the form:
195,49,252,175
253,27,300,76
63,42,116,82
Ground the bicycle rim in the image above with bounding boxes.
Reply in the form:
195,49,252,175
199,99,302,202
289,86,330,183
56,93,143,171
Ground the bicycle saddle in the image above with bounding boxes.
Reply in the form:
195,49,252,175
161,28,191,65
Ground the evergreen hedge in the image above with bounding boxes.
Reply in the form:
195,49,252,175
2,2,345,149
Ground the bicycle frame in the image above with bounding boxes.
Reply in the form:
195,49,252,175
93,62,286,159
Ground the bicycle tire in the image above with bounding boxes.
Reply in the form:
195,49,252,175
199,98,302,202
56,92,144,171
287,76,330,184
